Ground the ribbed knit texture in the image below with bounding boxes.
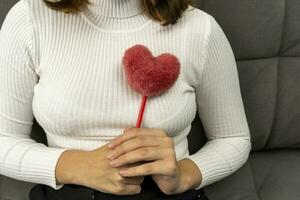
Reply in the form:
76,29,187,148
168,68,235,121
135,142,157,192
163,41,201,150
0,0,251,191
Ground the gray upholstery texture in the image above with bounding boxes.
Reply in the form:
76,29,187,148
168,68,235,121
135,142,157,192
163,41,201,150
0,0,300,200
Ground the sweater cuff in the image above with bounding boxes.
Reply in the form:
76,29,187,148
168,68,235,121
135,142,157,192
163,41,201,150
185,146,232,190
22,145,69,190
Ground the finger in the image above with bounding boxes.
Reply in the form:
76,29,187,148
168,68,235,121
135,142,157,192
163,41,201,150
108,129,138,149
123,127,134,133
110,147,166,167
119,160,176,177
107,136,160,159
108,128,167,149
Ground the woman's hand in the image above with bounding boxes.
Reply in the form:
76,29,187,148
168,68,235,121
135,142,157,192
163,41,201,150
55,144,144,195
106,127,202,195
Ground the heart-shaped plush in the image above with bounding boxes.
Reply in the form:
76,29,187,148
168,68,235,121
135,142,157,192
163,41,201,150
122,44,180,97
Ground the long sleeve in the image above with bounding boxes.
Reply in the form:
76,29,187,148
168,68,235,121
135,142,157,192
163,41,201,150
186,15,252,190
0,0,68,190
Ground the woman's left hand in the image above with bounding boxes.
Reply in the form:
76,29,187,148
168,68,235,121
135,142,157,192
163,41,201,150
106,127,190,195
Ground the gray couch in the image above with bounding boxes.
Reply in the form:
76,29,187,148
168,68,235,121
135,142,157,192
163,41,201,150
1,0,300,200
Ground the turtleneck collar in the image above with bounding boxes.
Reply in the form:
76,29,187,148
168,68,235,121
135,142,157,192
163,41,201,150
86,0,144,18
79,0,152,32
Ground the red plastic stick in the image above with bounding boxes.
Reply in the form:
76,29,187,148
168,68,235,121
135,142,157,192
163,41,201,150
136,95,147,128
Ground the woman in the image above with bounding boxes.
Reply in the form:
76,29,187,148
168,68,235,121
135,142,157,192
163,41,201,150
0,0,251,199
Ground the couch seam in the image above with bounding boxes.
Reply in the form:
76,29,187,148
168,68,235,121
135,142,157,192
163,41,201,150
278,0,287,55
248,159,262,200
237,55,299,62
264,57,279,148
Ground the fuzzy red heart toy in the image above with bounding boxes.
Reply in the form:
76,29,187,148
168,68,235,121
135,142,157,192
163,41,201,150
122,44,180,128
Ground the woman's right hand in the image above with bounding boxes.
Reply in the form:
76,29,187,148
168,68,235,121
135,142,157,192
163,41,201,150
55,144,144,195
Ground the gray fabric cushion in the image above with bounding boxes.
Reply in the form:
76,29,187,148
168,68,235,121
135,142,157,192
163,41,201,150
0,177,35,200
237,59,278,150
238,57,300,150
198,0,300,151
197,0,285,60
281,0,300,56
204,150,300,200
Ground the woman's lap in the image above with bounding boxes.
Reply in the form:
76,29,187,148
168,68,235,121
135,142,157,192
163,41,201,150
29,176,208,200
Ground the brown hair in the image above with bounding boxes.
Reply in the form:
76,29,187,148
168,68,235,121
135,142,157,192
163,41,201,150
43,0,192,26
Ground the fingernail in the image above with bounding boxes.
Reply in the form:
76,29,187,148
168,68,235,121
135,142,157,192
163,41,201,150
110,160,117,167
119,170,127,175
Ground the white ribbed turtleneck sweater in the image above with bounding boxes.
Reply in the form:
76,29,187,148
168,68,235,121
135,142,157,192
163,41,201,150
0,0,251,191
